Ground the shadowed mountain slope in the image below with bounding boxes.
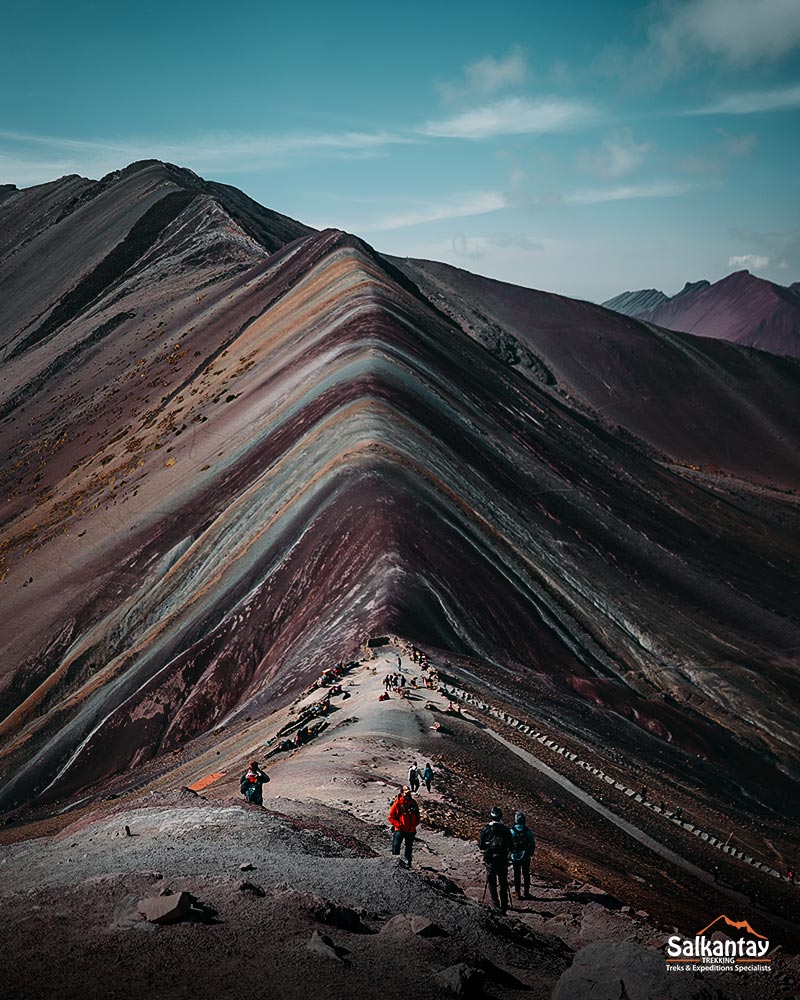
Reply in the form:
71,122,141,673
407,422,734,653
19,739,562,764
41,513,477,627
1,164,799,817
604,271,800,359
393,257,800,486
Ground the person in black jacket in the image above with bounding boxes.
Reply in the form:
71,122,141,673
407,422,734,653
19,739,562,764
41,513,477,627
510,811,536,899
240,761,270,805
479,806,513,913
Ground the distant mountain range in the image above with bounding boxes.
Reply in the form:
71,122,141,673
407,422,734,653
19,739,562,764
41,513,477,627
604,272,800,358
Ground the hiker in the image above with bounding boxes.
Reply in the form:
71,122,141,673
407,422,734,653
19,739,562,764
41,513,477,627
240,761,270,805
397,654,402,669
408,762,420,792
712,864,720,884
510,812,536,900
388,786,420,867
480,806,513,913
422,762,434,792
640,786,647,801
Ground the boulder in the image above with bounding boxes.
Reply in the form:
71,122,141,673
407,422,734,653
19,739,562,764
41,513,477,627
137,891,192,924
552,941,721,999
434,963,485,997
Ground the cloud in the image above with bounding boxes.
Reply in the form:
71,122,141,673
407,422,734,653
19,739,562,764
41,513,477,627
717,129,757,154
437,47,528,102
0,128,412,185
450,233,545,259
649,0,800,68
566,181,693,205
321,191,508,234
728,253,771,269
730,226,800,272
421,96,595,139
676,128,756,175
688,83,800,115
578,128,652,178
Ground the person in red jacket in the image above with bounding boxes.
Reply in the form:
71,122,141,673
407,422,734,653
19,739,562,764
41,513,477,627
388,786,420,867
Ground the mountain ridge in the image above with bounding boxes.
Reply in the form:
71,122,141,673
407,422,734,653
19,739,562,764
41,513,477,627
1,162,799,822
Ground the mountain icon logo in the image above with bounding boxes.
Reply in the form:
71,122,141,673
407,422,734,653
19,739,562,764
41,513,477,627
695,915,767,939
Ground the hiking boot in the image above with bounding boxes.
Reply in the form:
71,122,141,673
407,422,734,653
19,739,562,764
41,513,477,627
523,892,533,900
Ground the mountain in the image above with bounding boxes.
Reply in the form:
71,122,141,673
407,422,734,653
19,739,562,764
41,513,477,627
603,287,671,314
603,272,800,358
1,162,799,828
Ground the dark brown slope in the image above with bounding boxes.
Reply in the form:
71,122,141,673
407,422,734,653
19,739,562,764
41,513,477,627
0,165,798,822
604,271,800,359
391,256,800,487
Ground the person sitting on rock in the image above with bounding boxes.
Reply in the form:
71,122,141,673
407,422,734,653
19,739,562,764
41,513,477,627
388,786,420,868
480,806,513,913
240,761,270,806
510,811,536,900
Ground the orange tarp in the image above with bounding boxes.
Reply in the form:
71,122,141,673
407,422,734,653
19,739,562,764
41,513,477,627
187,771,226,792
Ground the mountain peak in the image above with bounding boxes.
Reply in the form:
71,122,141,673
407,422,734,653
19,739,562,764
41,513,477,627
604,270,800,357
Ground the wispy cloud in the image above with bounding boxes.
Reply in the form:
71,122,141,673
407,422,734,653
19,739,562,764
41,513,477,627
599,1,800,86
437,47,528,102
335,191,508,233
650,0,800,69
566,181,694,205
578,128,652,179
421,96,595,139
687,82,800,115
729,254,771,269
0,128,413,185
450,233,545,260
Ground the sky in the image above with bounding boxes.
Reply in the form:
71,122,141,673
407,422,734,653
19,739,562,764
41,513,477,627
1,0,799,302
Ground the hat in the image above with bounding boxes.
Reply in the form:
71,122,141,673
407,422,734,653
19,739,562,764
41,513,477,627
489,806,503,820
514,811,525,825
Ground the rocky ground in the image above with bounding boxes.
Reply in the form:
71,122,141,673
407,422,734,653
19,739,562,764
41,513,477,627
1,644,798,1000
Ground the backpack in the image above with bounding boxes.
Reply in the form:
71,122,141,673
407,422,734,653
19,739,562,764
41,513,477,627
482,823,509,862
511,825,534,861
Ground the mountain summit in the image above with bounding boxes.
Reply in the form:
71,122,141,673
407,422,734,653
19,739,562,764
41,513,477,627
604,271,800,358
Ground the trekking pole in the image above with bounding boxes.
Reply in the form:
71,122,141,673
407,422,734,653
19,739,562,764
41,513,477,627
481,874,488,905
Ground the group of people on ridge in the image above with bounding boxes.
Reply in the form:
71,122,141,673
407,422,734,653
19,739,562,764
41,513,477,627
407,761,433,793
479,806,536,913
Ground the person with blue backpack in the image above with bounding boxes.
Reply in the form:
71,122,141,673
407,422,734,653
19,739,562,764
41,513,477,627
510,811,536,900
